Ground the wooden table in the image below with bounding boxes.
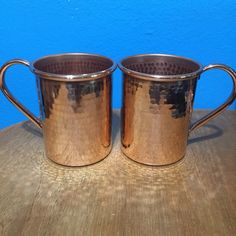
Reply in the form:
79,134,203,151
0,110,236,236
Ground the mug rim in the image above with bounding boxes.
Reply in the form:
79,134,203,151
30,52,117,82
118,53,203,82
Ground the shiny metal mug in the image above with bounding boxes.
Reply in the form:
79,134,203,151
0,53,116,166
119,54,236,166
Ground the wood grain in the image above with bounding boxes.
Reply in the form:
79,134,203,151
0,110,236,236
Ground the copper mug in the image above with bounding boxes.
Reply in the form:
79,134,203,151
119,54,236,166
0,53,116,166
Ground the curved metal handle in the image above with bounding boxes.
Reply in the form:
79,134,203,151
0,59,42,129
190,64,236,132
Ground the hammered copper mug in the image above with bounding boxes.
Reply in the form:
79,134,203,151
119,54,236,166
0,53,116,166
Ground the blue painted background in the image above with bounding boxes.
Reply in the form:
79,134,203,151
0,0,235,128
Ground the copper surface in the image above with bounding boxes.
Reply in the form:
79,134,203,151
0,53,116,166
119,54,236,165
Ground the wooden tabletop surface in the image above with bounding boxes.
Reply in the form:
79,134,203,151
0,110,236,236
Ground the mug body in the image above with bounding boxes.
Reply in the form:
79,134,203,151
119,54,201,165
32,53,115,166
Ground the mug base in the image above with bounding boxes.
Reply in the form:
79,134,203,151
121,148,186,167
45,146,112,167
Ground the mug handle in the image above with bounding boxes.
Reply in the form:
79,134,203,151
189,64,236,133
0,59,42,129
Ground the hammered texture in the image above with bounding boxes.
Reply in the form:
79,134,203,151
32,54,114,166
121,55,199,165
34,54,113,75
36,76,112,166
122,55,199,76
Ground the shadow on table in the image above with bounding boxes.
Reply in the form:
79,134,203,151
22,121,43,138
112,111,120,142
188,124,223,145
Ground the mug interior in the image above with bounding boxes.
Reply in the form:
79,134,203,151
120,54,201,76
33,53,114,76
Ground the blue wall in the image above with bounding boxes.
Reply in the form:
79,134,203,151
0,0,235,128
